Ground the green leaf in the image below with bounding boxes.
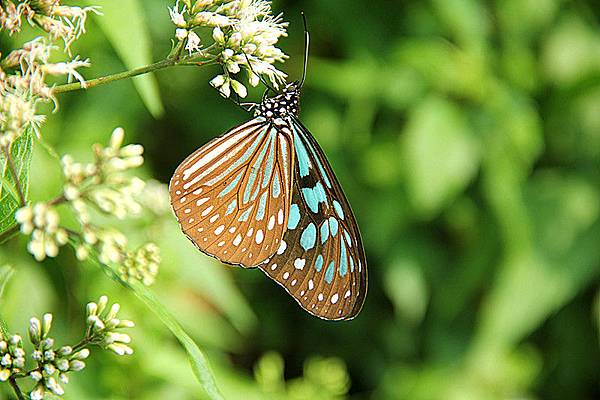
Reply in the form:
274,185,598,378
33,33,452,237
82,245,224,400
85,0,164,117
384,257,429,325
0,130,33,235
0,265,14,337
474,173,600,354
431,0,490,47
402,96,479,217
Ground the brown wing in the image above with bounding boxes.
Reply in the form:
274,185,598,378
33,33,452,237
259,117,367,320
169,117,295,267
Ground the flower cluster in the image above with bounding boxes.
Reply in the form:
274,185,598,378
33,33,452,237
85,296,135,356
1,0,100,51
119,243,161,286
168,0,288,98
14,127,161,286
0,334,26,382
15,203,68,261
0,296,134,399
0,0,97,148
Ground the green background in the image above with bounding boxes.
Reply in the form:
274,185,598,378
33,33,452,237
1,0,599,398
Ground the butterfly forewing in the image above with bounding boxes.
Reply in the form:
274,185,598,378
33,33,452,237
170,117,295,267
259,116,367,320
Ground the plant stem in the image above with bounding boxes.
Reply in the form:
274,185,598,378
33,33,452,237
51,58,176,94
8,377,25,400
3,146,25,207
51,57,217,95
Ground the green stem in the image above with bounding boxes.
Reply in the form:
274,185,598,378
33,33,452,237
51,57,217,95
51,58,176,95
8,377,25,400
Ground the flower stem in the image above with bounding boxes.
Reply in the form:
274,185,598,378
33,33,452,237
51,58,176,95
9,377,25,400
51,56,217,95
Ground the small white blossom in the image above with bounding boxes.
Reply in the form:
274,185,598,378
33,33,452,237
175,27,188,41
42,57,91,87
15,203,69,261
185,31,202,54
231,79,248,98
169,1,187,27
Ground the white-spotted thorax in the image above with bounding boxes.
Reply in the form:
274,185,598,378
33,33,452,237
255,82,301,122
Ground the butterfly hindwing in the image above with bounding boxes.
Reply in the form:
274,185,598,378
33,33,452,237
259,116,367,320
170,117,295,267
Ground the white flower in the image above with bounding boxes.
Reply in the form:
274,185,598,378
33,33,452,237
175,28,188,41
212,27,225,43
185,31,202,54
169,1,187,27
192,12,234,27
42,57,91,87
230,79,247,98
16,204,69,261
210,74,232,97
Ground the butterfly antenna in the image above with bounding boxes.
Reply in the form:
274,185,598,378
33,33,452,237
299,12,310,88
243,52,278,94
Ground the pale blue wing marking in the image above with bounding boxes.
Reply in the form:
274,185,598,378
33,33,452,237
328,217,339,237
339,238,348,277
293,129,311,177
288,203,300,229
255,191,268,221
226,199,237,215
325,261,335,284
204,126,267,186
272,173,281,198
243,128,275,204
238,205,254,222
315,254,324,272
302,187,319,213
333,200,344,220
320,220,330,244
300,223,317,251
218,170,245,198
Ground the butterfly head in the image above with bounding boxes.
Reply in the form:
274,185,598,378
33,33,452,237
256,82,301,120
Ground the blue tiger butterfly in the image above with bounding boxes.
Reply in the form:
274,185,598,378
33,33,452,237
169,27,367,320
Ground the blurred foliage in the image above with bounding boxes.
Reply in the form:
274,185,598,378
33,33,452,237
1,0,600,398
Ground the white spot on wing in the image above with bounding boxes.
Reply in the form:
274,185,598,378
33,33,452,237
277,240,287,255
268,215,275,230
331,293,339,304
277,209,284,225
201,205,213,217
233,234,242,246
214,225,225,235
294,258,305,270
255,229,264,244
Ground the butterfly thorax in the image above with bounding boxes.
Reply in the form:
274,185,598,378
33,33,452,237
255,82,300,120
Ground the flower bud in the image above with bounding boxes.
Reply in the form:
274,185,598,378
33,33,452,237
109,128,125,150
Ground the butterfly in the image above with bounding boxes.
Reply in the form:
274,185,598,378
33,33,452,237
169,79,367,320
